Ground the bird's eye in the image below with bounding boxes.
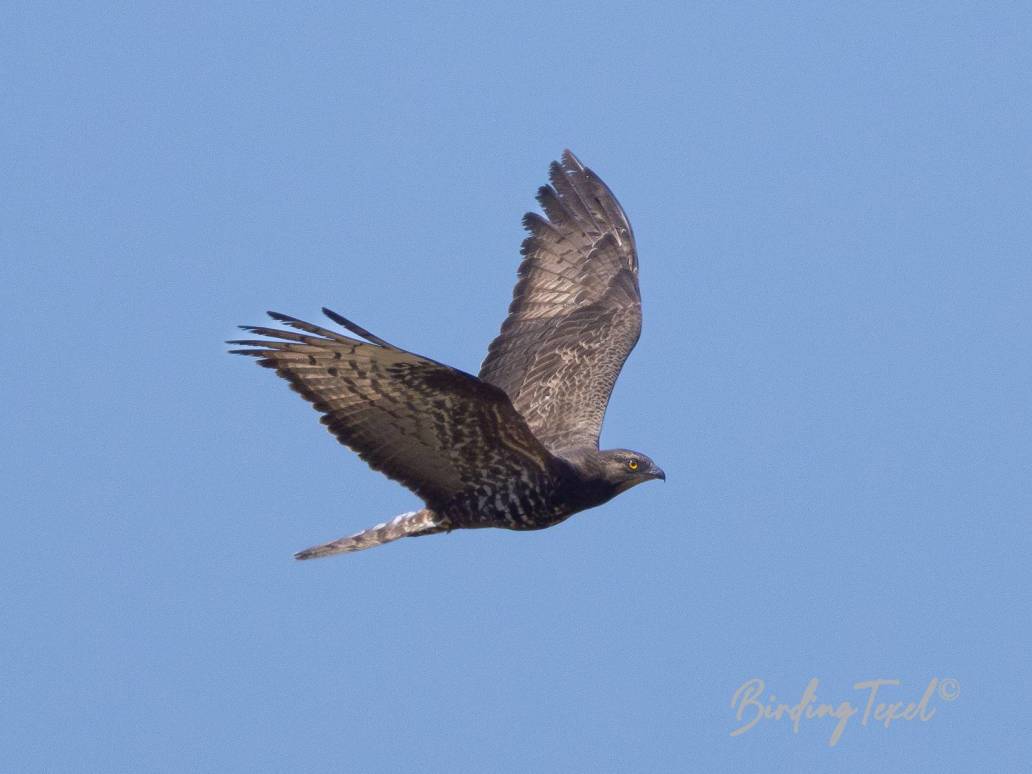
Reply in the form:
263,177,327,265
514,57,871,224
627,460,639,471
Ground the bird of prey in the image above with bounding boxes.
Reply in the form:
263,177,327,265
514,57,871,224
229,150,664,559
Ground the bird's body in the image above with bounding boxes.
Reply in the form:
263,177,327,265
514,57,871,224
230,151,664,558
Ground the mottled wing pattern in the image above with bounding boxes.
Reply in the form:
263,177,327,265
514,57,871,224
479,150,641,453
230,310,557,507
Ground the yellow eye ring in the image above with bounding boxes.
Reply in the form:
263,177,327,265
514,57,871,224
627,460,639,471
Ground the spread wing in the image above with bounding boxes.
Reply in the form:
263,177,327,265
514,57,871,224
229,309,557,507
479,150,641,454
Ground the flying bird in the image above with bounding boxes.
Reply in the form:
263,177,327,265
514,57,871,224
229,150,664,558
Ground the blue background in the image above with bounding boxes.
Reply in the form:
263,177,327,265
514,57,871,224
4,2,1030,771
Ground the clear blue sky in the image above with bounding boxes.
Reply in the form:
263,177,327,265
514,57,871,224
3,2,1030,771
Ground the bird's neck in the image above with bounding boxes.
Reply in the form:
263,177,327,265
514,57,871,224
556,450,622,510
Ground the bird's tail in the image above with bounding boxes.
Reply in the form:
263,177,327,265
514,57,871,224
294,508,444,560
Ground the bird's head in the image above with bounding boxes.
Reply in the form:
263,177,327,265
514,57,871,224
597,449,666,493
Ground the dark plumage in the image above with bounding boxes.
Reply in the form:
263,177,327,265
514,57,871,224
229,150,663,558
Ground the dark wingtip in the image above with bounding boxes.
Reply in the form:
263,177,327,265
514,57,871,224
267,310,296,323
561,149,585,171
321,307,350,327
322,307,394,348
